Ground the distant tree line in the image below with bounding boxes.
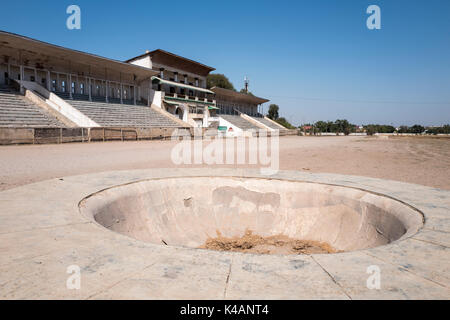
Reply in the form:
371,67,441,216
425,125,450,135
312,120,355,135
364,124,396,135
397,125,425,134
309,122,450,136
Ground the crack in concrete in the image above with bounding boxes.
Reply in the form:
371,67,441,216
410,237,449,249
223,256,233,299
363,251,448,289
309,255,352,300
85,261,159,300
0,221,92,236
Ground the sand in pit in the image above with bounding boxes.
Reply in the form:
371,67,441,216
200,230,337,255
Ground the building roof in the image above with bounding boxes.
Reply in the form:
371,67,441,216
0,30,159,81
211,87,269,105
126,49,215,77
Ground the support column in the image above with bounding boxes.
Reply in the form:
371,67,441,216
88,78,92,101
148,79,151,106
105,81,109,103
7,63,11,85
56,73,60,92
69,74,72,99
19,65,24,94
120,83,123,104
47,71,51,91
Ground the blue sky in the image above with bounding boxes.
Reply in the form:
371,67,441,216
1,0,449,126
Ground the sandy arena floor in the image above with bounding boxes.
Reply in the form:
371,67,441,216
1,135,449,191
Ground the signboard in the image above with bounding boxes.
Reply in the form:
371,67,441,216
218,126,227,131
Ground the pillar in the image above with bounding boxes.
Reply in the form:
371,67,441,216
69,74,72,99
105,81,109,103
88,78,92,101
7,63,11,85
47,71,51,91
120,83,123,104
19,65,24,93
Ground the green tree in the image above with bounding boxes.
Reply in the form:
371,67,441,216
334,119,353,135
410,125,425,134
276,117,295,129
206,74,235,91
239,89,254,96
267,104,279,120
314,121,328,133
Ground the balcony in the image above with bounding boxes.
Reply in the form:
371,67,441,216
163,92,216,106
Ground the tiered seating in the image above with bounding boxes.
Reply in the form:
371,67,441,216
56,93,180,127
219,114,262,131
0,86,63,127
251,116,287,130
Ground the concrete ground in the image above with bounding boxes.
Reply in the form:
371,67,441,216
1,135,450,191
0,168,448,299
0,136,449,299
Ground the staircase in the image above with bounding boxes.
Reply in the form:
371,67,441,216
0,85,64,127
219,114,261,131
56,94,180,128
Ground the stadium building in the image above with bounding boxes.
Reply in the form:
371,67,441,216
0,30,287,142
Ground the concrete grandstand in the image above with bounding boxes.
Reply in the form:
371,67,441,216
0,30,293,144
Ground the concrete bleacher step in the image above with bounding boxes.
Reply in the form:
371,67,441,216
219,114,262,131
0,87,64,127
57,95,181,128
251,116,287,130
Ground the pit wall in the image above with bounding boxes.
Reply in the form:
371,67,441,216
80,177,424,252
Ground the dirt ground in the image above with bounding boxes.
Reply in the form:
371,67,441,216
0,135,449,191
200,230,336,255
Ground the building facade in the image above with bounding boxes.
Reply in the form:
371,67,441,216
126,50,217,128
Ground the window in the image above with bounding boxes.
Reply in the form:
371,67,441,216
80,83,84,95
52,80,56,92
180,88,185,95
170,87,175,94
30,76,35,82
42,78,46,85
71,82,75,94
62,81,66,92
188,90,194,97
